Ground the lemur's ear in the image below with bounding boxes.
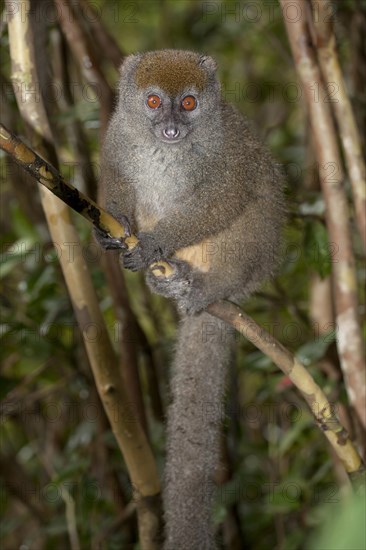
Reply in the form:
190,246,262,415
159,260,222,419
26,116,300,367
198,55,217,74
119,53,142,79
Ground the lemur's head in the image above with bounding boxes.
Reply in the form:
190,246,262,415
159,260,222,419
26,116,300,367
117,49,221,144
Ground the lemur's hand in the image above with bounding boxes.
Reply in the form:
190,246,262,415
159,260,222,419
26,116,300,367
122,232,164,271
93,215,131,250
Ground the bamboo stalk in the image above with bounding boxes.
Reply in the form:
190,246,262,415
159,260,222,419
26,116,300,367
310,0,366,249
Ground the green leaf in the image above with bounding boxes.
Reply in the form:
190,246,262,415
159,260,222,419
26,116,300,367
303,221,332,278
10,204,38,239
265,481,303,513
296,329,336,366
278,414,311,456
52,459,90,484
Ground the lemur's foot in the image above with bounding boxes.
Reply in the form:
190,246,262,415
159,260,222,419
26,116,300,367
147,259,206,315
147,258,191,294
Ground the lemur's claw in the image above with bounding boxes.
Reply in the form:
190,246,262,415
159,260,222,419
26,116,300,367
119,215,132,238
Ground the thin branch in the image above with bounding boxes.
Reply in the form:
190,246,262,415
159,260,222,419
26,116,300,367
60,484,81,550
0,123,135,245
207,301,364,483
280,0,366,430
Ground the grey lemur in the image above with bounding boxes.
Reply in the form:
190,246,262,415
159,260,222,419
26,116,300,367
96,50,284,549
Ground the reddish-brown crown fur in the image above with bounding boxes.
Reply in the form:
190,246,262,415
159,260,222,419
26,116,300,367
134,50,207,95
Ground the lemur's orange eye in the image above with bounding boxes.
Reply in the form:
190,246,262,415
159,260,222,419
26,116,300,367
181,96,197,111
147,95,162,109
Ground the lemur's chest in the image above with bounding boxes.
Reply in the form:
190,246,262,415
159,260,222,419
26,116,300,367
125,145,198,231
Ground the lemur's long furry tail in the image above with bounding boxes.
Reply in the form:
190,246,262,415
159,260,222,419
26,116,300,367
163,311,234,550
